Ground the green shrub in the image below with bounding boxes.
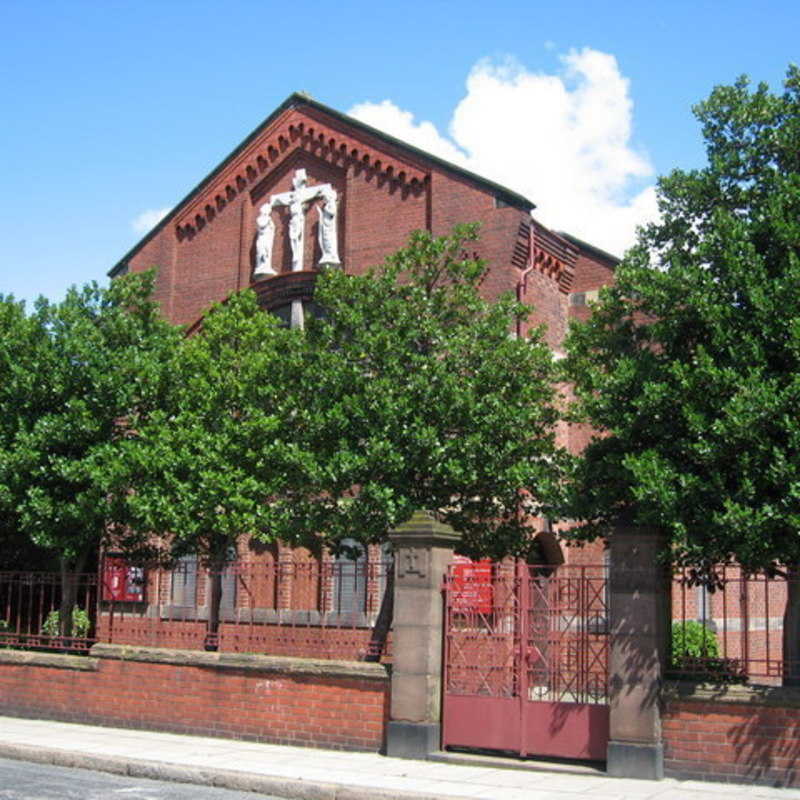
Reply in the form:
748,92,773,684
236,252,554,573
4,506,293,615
670,620,747,683
41,608,91,638
671,619,720,663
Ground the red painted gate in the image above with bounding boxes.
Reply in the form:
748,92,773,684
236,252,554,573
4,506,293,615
442,561,609,761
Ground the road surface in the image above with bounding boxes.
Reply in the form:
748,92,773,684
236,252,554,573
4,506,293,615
0,757,285,800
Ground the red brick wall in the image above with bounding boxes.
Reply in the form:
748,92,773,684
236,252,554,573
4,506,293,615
0,648,389,752
570,251,615,294
136,163,531,330
663,692,800,786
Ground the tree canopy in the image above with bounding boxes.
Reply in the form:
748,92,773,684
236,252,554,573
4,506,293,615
564,66,800,572
270,224,566,559
105,289,302,568
0,224,565,636
111,226,565,563
102,290,306,642
0,272,180,575
99,226,564,643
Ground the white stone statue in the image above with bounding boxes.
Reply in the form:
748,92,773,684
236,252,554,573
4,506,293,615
253,168,340,275
287,170,309,272
254,199,276,276
317,187,340,268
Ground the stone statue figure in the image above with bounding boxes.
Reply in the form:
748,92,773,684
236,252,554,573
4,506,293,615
317,187,340,268
254,199,276,276
287,169,309,272
253,168,340,276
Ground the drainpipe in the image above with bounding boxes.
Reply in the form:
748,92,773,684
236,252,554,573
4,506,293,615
515,214,538,537
516,213,537,339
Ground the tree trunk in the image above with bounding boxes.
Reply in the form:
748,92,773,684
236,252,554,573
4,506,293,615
205,556,225,652
58,551,88,640
783,564,800,687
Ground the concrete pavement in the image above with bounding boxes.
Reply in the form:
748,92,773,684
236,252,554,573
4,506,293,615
0,715,797,800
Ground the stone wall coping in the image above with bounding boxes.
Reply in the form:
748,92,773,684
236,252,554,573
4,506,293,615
90,643,390,681
663,679,800,709
0,649,98,671
389,511,460,546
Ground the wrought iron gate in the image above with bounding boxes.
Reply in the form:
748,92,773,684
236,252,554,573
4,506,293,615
442,561,609,760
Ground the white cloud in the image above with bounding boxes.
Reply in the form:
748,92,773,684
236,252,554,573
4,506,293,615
348,100,469,167
348,49,657,258
131,207,170,235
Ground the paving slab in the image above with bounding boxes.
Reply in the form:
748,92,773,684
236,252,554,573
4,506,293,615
0,715,794,800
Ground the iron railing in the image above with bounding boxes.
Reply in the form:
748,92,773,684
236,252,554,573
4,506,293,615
99,558,394,662
671,564,799,686
0,571,98,652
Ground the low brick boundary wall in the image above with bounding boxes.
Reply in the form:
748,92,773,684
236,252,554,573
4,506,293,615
0,644,389,751
663,681,800,786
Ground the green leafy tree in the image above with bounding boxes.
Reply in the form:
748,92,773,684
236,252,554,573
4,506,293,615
0,297,60,572
0,272,180,634
105,290,302,645
272,224,565,559
564,67,800,682
106,227,564,647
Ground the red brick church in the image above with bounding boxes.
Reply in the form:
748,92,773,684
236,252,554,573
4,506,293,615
102,92,616,652
6,94,785,784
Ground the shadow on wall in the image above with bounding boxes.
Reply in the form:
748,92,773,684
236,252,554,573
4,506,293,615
728,701,800,785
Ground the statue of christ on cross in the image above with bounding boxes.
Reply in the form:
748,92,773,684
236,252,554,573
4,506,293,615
254,169,340,276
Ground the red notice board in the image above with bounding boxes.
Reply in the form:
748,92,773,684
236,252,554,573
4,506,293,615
451,556,493,614
102,556,145,602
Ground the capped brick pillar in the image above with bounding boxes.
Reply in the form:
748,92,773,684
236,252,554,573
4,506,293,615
607,521,670,780
386,511,459,759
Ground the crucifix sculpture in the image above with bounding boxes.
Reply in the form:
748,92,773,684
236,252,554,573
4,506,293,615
254,169,341,276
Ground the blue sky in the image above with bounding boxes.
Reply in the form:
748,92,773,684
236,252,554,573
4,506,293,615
1,0,797,306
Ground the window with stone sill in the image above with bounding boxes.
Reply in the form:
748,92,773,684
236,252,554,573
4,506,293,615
269,300,326,330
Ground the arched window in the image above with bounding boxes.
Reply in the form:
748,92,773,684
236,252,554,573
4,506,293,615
269,300,326,330
170,548,237,611
252,271,321,331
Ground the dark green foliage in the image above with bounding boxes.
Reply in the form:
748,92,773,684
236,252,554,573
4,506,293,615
42,607,91,638
564,67,800,572
270,224,566,558
4,225,565,612
102,227,565,642
105,289,301,567
669,620,747,683
101,288,307,646
0,524,58,571
0,272,181,574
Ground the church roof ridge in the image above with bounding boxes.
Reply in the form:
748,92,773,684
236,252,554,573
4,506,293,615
556,231,621,266
283,92,535,209
109,92,535,278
